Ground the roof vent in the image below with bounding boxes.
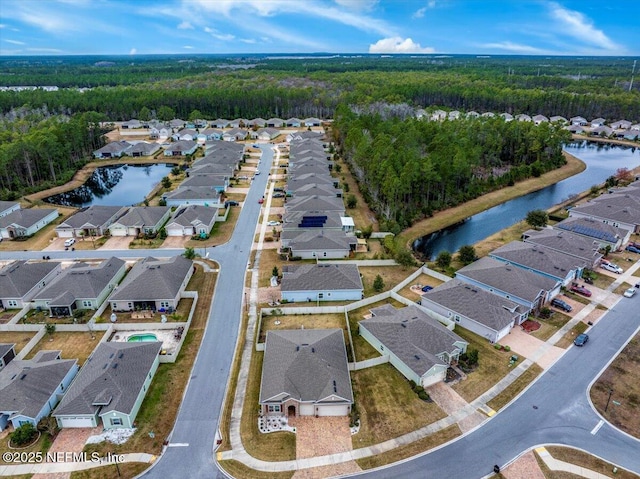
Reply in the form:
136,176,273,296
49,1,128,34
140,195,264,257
20,374,27,380
401,323,407,328
118,353,124,359
414,355,420,360
112,363,118,369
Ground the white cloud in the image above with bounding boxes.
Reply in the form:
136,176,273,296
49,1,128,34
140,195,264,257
240,38,257,44
4,39,26,45
413,7,427,19
183,45,194,49
549,2,619,51
479,41,544,54
369,37,434,54
178,21,194,30
333,0,378,11
204,26,235,41
129,48,137,55
0,24,5,29
26,47,63,53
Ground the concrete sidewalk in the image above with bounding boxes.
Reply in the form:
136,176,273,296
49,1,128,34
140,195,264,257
0,453,154,476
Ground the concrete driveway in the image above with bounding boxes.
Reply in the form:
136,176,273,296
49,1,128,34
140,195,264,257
99,236,134,250
161,236,190,248
42,237,71,251
500,328,565,369
550,295,586,317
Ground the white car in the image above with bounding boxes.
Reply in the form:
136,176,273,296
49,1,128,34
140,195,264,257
624,287,636,298
601,262,623,274
255,170,260,175
267,221,281,226
64,238,76,247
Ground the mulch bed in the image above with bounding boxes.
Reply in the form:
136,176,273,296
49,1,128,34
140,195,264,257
522,319,541,332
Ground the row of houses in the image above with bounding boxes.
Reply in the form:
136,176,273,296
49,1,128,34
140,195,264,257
0,255,195,431
119,117,323,131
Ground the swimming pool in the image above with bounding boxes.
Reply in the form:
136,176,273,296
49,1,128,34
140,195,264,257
127,333,158,342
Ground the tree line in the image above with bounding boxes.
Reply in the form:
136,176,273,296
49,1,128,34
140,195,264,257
333,106,571,231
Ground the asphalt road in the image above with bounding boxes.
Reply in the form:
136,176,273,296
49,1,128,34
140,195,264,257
353,294,640,479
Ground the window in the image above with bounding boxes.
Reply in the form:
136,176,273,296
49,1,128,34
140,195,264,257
160,301,170,309
318,293,324,299
110,418,123,426
7,300,18,308
380,345,384,351
454,315,461,323
82,300,92,308
267,405,281,412
323,252,327,257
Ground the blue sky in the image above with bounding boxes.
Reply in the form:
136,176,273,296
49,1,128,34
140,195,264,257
0,0,638,56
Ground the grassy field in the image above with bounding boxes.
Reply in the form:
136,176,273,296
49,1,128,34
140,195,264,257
359,265,416,296
450,327,517,402
530,312,572,341
398,151,586,248
540,446,640,479
82,265,217,468
355,425,461,470
486,364,543,412
26,331,99,364
0,331,36,352
186,206,239,248
351,363,447,449
259,312,346,343
590,333,640,439
555,321,589,349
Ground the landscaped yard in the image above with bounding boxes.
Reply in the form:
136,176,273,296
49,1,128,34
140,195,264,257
259,312,346,343
0,331,36,352
351,363,447,449
99,297,193,324
590,333,640,439
450,327,517,402
359,265,417,297
486,364,543,412
26,331,101,364
0,428,54,465
530,312,572,341
396,273,444,300
0,204,77,252
536,446,640,479
186,206,238,248
555,321,588,349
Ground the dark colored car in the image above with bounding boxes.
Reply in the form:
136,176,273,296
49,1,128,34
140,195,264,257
626,245,640,254
574,333,589,346
421,285,433,292
570,284,592,297
272,192,285,198
224,200,239,207
551,298,572,312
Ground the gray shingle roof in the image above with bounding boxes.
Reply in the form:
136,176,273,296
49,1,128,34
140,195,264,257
281,264,363,292
0,208,57,229
54,342,161,417
33,257,125,304
285,195,345,213
95,141,131,155
188,162,235,176
570,193,640,226
113,206,169,228
181,174,228,188
0,355,76,419
421,279,524,332
168,205,218,228
282,210,345,230
164,187,221,201
288,164,331,176
127,142,160,155
287,174,336,188
165,140,196,153
522,228,602,264
109,255,192,302
259,329,353,404
0,201,19,214
57,206,125,230
290,183,341,197
0,344,14,360
555,216,626,244
0,261,58,299
361,304,467,377
288,230,356,252
489,241,587,279
456,256,559,303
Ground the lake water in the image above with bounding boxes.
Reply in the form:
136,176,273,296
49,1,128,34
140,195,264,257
413,141,640,259
44,164,173,207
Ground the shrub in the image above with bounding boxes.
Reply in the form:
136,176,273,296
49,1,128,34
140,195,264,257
11,423,37,446
373,274,385,292
504,345,511,352
539,307,552,319
408,380,417,390
494,344,502,350
417,391,430,401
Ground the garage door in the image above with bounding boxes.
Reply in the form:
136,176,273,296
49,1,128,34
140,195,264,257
57,231,73,238
58,416,95,428
167,227,184,237
316,405,350,417
110,228,127,237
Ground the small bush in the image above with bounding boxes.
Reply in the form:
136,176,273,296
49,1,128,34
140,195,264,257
504,345,511,352
417,391,430,401
10,423,37,446
494,344,502,350
408,380,417,390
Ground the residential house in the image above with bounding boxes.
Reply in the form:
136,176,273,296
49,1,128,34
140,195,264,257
201,128,223,141
431,110,447,121
187,162,236,177
149,125,170,140
568,194,640,233
222,128,248,142
448,111,460,120
32,257,126,317
128,142,161,157
591,118,607,128
0,351,78,431
500,113,513,121
0,208,58,240
55,205,126,238
281,211,350,233
120,119,141,129
420,279,527,343
108,206,171,236
481,112,495,118
286,174,338,190
303,118,322,127
285,195,345,215
285,230,357,259
254,127,280,141
289,183,342,199
415,108,427,119
359,304,468,387
287,131,324,142
0,344,16,371
93,141,131,159
456,256,561,312
570,116,588,126
173,129,198,142
611,120,631,130
180,173,229,192
288,163,332,178
567,124,586,134
489,241,587,286
165,205,218,237
211,119,230,129
109,255,194,312
162,187,223,208
0,261,62,310
466,111,480,119
228,119,247,128
533,115,549,125
590,125,613,137
0,201,20,218
521,228,602,268
259,329,353,417
164,140,197,157
516,114,532,122
54,342,161,429
280,263,363,303
286,118,302,127
555,216,629,251
267,118,285,128
169,119,186,130
248,118,267,128
550,116,568,124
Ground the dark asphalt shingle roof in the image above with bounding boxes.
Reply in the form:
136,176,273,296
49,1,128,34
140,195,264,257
164,187,221,201
113,206,169,228
555,217,626,244
522,228,602,264
0,261,59,299
360,304,467,377
168,205,218,228
259,329,353,404
57,206,125,230
0,208,57,229
288,230,356,251
281,263,363,292
285,195,345,213
54,342,161,417
570,193,640,226
0,201,19,214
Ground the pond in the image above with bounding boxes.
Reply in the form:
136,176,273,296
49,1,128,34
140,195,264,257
413,141,640,260
44,163,173,207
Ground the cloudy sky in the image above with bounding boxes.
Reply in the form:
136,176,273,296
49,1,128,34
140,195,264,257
0,0,638,56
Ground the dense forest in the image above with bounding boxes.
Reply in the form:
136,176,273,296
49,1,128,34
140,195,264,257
333,106,571,231
0,109,108,199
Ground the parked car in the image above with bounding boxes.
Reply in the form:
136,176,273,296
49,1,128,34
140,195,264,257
267,221,281,226
574,333,589,347
624,287,636,298
626,245,640,254
600,262,623,274
629,241,640,249
273,192,285,198
64,238,76,247
255,170,260,175
570,283,592,297
421,285,433,292
224,200,239,207
551,298,572,312
258,198,264,204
